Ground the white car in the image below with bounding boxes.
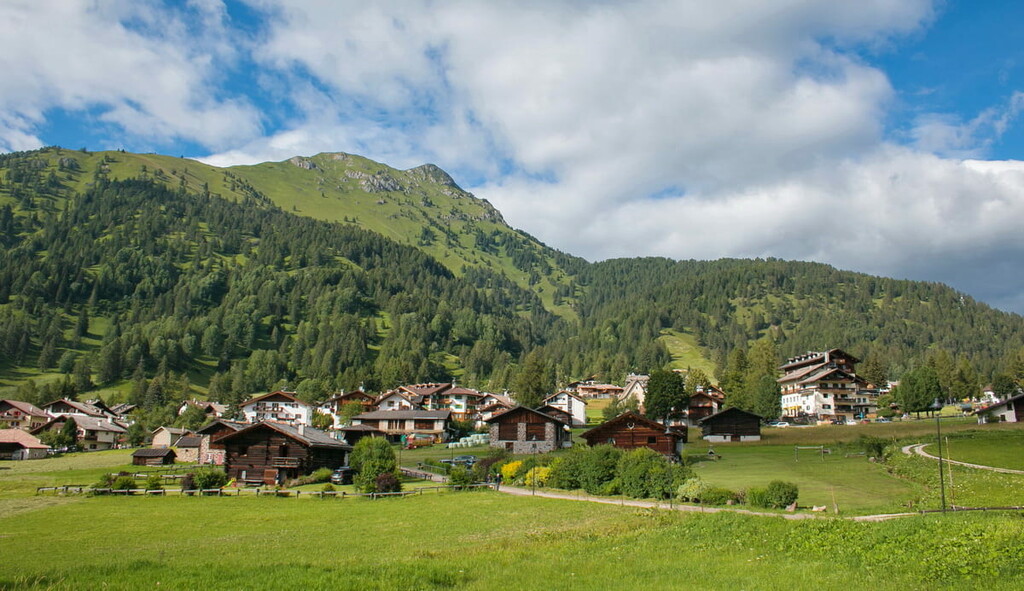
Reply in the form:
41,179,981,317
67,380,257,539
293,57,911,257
767,421,789,428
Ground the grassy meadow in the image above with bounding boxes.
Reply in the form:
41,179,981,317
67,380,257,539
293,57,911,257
3,423,1024,589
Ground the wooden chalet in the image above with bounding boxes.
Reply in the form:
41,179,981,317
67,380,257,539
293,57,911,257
698,407,762,442
351,409,451,442
319,390,377,428
194,419,247,465
32,415,127,451
542,391,588,427
536,404,573,427
485,406,571,454
0,399,50,432
687,385,726,425
220,422,351,486
132,448,177,466
581,411,686,457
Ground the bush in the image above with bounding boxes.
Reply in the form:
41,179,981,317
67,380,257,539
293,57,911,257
292,467,334,486
352,437,398,492
579,445,622,495
180,473,195,491
598,478,621,496
676,477,708,502
449,466,473,487
144,475,164,491
701,487,737,506
501,460,524,483
617,448,688,500
374,471,402,493
192,467,228,490
766,480,799,508
111,476,137,491
321,483,336,493
747,481,799,508
92,473,116,489
524,466,551,488
858,435,888,459
746,486,770,508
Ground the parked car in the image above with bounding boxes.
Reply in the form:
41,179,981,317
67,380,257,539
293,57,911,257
844,419,857,425
874,417,891,423
441,455,477,467
330,466,354,485
767,421,789,428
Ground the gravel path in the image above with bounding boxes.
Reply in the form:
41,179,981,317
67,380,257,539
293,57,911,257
902,443,1024,475
494,484,917,522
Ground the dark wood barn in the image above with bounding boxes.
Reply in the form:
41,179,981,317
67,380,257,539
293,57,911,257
132,448,177,466
698,407,763,442
194,419,248,465
485,406,570,454
581,411,686,457
220,422,351,486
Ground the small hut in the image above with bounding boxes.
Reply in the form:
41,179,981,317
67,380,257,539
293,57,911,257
132,448,177,466
698,407,762,442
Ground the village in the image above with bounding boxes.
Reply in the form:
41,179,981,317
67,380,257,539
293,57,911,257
4,348,1019,498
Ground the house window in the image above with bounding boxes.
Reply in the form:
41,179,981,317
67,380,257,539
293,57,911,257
387,420,402,430
414,419,433,430
647,436,657,444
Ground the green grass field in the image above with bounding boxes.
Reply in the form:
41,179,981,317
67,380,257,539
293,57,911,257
3,424,1024,589
2,491,1023,590
923,428,1024,471
689,444,920,514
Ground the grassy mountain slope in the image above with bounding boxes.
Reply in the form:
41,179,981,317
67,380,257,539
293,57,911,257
6,148,582,320
4,146,1024,402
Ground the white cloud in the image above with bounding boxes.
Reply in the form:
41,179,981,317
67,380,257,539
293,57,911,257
4,0,1024,311
0,0,261,152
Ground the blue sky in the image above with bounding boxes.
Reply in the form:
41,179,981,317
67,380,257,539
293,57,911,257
2,0,1024,314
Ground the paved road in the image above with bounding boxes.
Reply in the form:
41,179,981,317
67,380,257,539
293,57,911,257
495,484,917,522
902,443,1024,475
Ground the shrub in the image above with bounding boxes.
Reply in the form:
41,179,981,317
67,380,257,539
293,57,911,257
352,437,398,492
747,481,799,508
180,473,195,491
746,486,770,508
598,478,621,496
111,476,137,491
524,466,551,488
701,487,737,506
92,473,116,489
192,467,228,490
676,477,709,502
617,448,685,499
546,451,582,490
293,467,334,486
144,475,164,491
321,483,336,493
449,466,473,487
374,471,402,493
577,445,622,494
501,460,524,483
765,480,799,508
858,435,888,459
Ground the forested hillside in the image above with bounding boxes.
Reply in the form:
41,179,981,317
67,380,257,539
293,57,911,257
2,147,1024,416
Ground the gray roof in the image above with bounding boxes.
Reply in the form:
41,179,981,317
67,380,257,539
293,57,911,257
67,415,127,433
354,409,451,420
220,421,351,450
133,448,177,458
176,436,203,448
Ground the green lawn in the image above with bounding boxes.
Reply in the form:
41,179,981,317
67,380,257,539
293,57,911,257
2,492,1023,590
688,443,920,514
923,429,1024,471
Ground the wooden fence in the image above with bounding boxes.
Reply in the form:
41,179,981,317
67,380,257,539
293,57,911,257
37,483,496,499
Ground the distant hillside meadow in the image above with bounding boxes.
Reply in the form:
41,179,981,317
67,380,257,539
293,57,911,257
2,146,1024,417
